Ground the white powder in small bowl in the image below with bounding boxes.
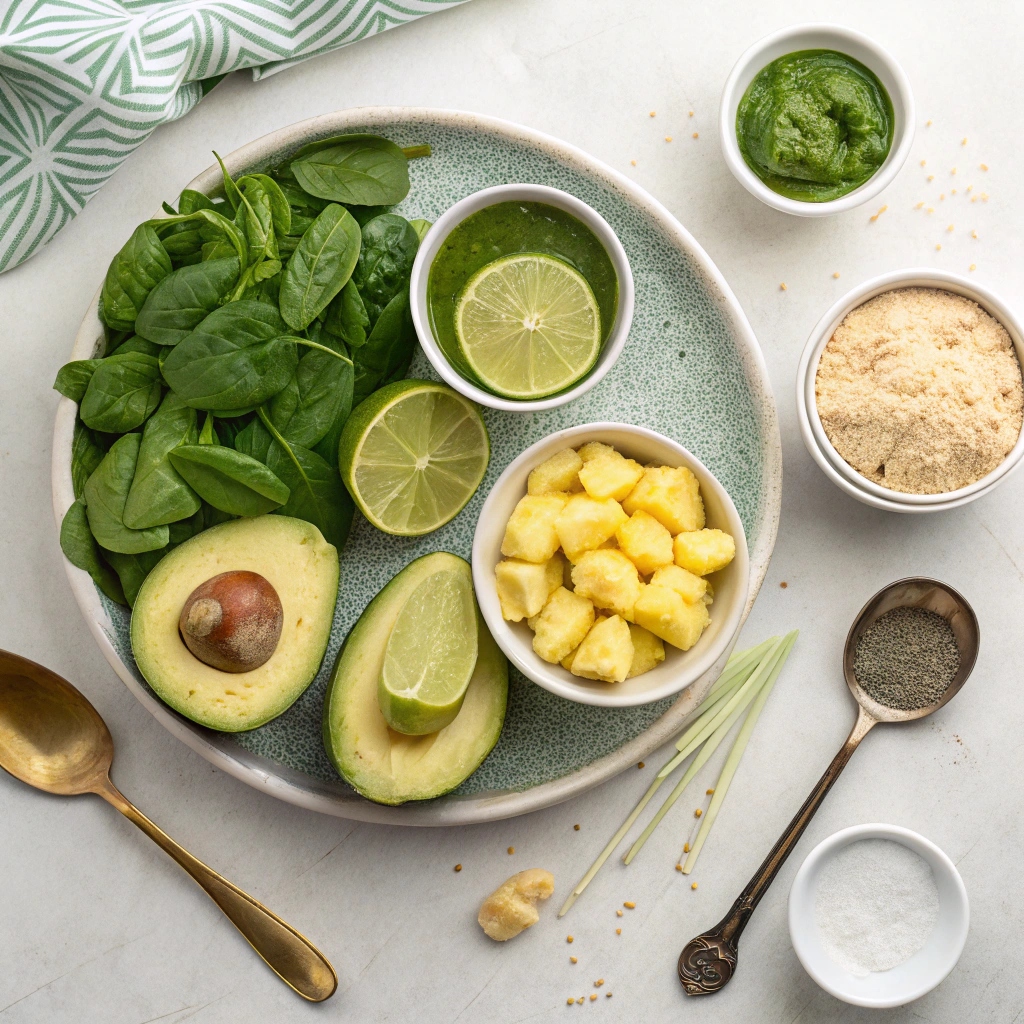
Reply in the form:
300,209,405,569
814,838,940,976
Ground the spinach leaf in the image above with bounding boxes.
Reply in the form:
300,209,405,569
279,204,361,330
71,421,106,499
178,189,216,215
351,214,419,324
135,257,240,345
84,434,170,553
267,336,353,449
239,174,291,236
198,412,218,445
108,336,162,358
60,500,127,605
409,218,432,243
168,445,290,516
152,210,248,273
202,501,236,530
290,136,410,207
213,412,251,450
122,393,201,529
233,417,273,463
54,360,102,403
103,548,166,607
346,204,393,227
266,438,354,551
100,223,173,331
277,178,329,214
79,352,163,433
323,279,369,348
161,301,297,411
352,288,417,403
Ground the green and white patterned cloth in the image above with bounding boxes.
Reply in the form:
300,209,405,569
0,0,468,274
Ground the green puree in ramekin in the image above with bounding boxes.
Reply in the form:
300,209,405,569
736,49,894,202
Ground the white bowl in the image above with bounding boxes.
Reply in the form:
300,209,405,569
471,423,749,707
409,183,634,412
789,824,969,1008
720,24,915,217
796,268,1024,513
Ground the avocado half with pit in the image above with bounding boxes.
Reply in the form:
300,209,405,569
324,552,508,805
131,516,339,732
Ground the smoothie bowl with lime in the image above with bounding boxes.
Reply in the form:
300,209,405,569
409,184,634,412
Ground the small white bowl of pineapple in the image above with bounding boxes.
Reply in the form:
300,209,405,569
472,423,750,707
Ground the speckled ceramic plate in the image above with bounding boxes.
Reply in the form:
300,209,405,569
52,108,781,825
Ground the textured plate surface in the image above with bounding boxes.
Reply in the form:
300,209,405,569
52,108,781,825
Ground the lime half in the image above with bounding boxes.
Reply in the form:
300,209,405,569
339,379,489,536
378,562,479,735
455,253,602,400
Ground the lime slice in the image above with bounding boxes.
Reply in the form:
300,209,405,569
455,253,602,400
378,562,479,735
339,379,489,536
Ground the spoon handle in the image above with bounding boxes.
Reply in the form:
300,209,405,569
94,776,337,1002
678,706,877,995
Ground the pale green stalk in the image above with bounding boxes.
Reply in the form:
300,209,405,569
682,631,798,874
557,639,774,918
622,640,790,864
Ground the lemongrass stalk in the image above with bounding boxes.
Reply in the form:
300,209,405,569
622,640,789,864
557,639,773,918
682,631,798,874
703,639,775,705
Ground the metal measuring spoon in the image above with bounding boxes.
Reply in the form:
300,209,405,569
0,649,337,1002
677,577,979,996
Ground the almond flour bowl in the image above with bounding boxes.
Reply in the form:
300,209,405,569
797,269,1024,513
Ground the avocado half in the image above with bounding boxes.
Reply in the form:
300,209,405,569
131,516,339,732
324,552,508,805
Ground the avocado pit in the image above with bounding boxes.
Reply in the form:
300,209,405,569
179,570,283,673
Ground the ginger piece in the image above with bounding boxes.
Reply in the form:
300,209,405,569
478,869,555,941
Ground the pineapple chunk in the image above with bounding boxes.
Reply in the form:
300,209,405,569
633,584,710,651
627,623,666,677
531,587,595,664
673,529,736,576
555,494,628,562
528,448,584,495
616,510,674,575
569,615,634,683
495,555,564,621
622,465,705,534
571,549,643,620
649,563,709,604
578,451,645,501
577,441,616,463
561,615,608,670
501,493,568,563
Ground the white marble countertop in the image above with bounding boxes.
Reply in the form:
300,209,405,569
2,0,1023,1020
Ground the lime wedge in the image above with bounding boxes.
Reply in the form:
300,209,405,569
455,253,602,400
339,379,489,536
378,563,479,735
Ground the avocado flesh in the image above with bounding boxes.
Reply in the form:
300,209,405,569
324,552,508,805
131,516,339,732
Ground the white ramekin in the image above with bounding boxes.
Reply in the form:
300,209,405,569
409,183,634,412
720,24,915,217
796,269,1024,513
471,423,749,708
790,823,969,1008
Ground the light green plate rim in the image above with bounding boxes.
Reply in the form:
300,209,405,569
52,108,781,826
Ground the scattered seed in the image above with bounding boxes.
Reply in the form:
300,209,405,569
691,882,698,890
833,271,840,278
570,956,578,964
692,132,699,138
508,846,515,855
649,111,656,117
780,282,787,291
706,788,715,795
926,119,933,126
940,193,945,200
962,138,968,145
980,163,989,171
630,159,636,166
694,808,703,818
947,224,954,232
928,174,935,181
952,189,957,194
623,901,636,909
454,864,462,872
915,201,924,208
665,136,673,142
689,110,695,117
567,998,575,1006
683,843,690,853
951,167,957,175
577,997,584,1004
590,995,597,1002
928,207,935,213
675,863,683,872
936,244,942,251
615,928,622,935
616,910,623,917
606,993,613,999
637,762,645,769
970,263,977,271
567,935,574,943
971,230,978,239
920,159,926,166
967,185,973,192
574,824,581,831
981,193,989,201
595,979,604,987
780,581,788,588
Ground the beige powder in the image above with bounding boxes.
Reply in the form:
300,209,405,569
815,288,1023,494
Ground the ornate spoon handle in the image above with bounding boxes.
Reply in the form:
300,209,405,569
678,707,877,995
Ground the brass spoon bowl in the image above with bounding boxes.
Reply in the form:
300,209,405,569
677,577,979,996
0,649,337,1002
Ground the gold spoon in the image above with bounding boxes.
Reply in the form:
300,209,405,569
677,577,979,996
0,649,337,1002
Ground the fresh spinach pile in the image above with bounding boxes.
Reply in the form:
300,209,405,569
56,134,432,607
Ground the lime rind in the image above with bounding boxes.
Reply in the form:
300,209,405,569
455,253,602,400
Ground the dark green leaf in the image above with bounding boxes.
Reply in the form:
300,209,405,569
202,501,236,530
71,422,106,499
346,204,393,227
100,224,173,331
179,189,215,215
234,417,273,463
409,218,432,242
290,136,410,207
323,279,369,348
352,288,417,403
198,413,218,445
122,393,201,529
169,445,290,516
352,214,419,325
267,338,353,449
54,360,102,403
135,257,240,346
60,500,127,605
240,174,291,236
279,204,361,330
84,434,169,554
162,300,297,411
213,412,252,450
79,352,163,433
103,548,166,607
266,440,353,551
108,336,163,358
277,178,329,214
